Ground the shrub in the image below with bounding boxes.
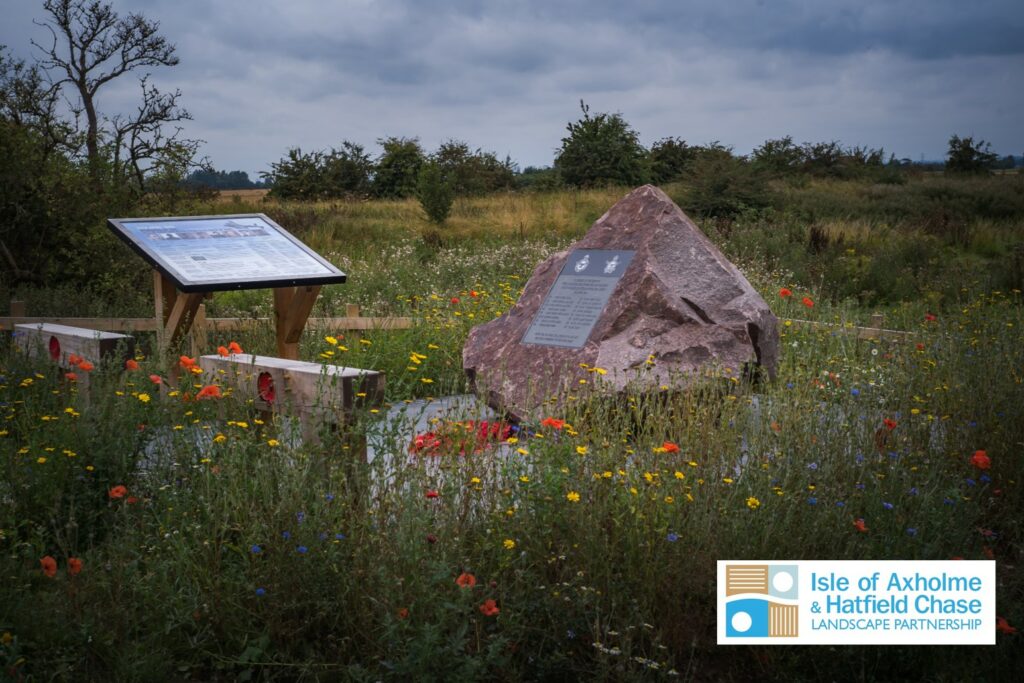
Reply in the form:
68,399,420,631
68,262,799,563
418,162,454,224
555,101,648,188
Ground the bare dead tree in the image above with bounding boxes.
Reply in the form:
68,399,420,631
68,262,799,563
30,0,198,189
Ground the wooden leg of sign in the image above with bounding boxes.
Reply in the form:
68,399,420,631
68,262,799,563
273,285,321,360
154,271,203,383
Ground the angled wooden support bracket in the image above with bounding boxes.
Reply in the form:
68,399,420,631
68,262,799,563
154,270,204,360
273,285,322,360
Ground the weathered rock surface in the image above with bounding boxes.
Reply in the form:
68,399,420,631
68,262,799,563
463,184,779,419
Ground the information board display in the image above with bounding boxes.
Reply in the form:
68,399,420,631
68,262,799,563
522,249,634,348
107,213,347,292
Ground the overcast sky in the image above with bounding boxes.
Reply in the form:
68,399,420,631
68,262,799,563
2,0,1022,178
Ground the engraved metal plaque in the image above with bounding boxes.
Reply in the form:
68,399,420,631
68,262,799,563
522,249,634,348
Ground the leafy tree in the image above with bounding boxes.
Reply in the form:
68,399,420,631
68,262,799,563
322,141,374,197
185,169,259,190
681,154,772,218
945,135,998,174
751,136,802,175
31,0,200,191
417,161,453,224
263,148,325,200
648,137,697,184
555,101,648,187
433,140,515,196
373,137,424,198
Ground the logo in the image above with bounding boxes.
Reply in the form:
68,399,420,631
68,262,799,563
573,254,590,272
724,564,799,637
603,255,620,274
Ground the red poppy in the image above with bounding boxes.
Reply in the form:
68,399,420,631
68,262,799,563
853,518,868,533
996,616,1017,635
779,288,793,298
470,290,479,298
426,533,438,544
65,372,78,382
770,421,782,433
126,496,139,504
450,297,460,304
67,557,83,576
108,485,128,499
40,555,57,578
479,599,500,616
883,418,898,431
68,353,83,366
662,441,680,453
149,374,162,385
217,345,229,357
425,490,439,499
125,359,140,371
915,343,925,351
970,450,991,470
196,385,222,400
924,313,937,322
801,297,814,308
397,607,409,619
228,341,243,355
179,355,197,370
456,572,476,588
541,417,565,430
77,360,94,372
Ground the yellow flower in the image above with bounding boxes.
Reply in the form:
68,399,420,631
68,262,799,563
506,437,518,444
575,445,588,456
723,477,734,484
213,433,226,444
325,336,338,345
267,439,280,447
37,457,47,464
674,471,685,480
503,539,516,550
594,367,607,376
566,491,581,503
664,496,674,504
519,475,530,483
516,448,529,455
470,477,481,485
137,393,151,403
746,497,761,510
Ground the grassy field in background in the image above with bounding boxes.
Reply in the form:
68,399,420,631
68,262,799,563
1,175,1023,680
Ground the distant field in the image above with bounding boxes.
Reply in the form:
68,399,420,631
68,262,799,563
215,188,270,203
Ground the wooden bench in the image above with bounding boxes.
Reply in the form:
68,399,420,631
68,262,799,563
198,354,385,445
15,323,134,394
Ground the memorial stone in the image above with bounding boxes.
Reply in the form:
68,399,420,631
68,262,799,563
463,185,780,419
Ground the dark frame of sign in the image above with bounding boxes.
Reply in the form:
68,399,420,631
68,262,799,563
107,213,347,293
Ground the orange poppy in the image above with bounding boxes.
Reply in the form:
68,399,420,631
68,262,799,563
196,385,222,400
125,359,140,371
77,360,94,372
541,417,565,430
228,341,243,354
996,617,1017,635
68,353,83,366
456,572,476,588
397,607,409,619
108,485,128,499
801,297,814,308
661,441,680,453
779,288,793,298
67,557,83,576
217,345,229,357
149,374,162,385
479,599,500,616
179,355,197,370
65,372,78,382
40,555,57,578
853,518,868,533
970,450,991,470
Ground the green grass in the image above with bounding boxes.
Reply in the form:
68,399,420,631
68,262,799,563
1,176,1023,680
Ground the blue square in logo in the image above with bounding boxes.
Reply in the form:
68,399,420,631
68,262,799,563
726,599,770,637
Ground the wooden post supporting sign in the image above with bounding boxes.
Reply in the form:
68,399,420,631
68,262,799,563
274,285,322,360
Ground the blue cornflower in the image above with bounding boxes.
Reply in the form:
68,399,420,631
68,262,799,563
296,511,305,524
666,533,679,542
255,587,266,596
882,502,894,510
318,532,328,541
786,382,794,389
855,454,865,464
282,530,291,540
850,388,860,397
335,533,346,540
856,482,865,490
808,497,817,505
250,544,262,554
979,474,991,484
943,497,956,506
906,528,917,537
908,487,918,496
808,462,818,471
325,494,335,502
966,478,976,487
297,545,308,554
835,501,846,508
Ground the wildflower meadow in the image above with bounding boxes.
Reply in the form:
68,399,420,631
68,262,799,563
2,179,1023,680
